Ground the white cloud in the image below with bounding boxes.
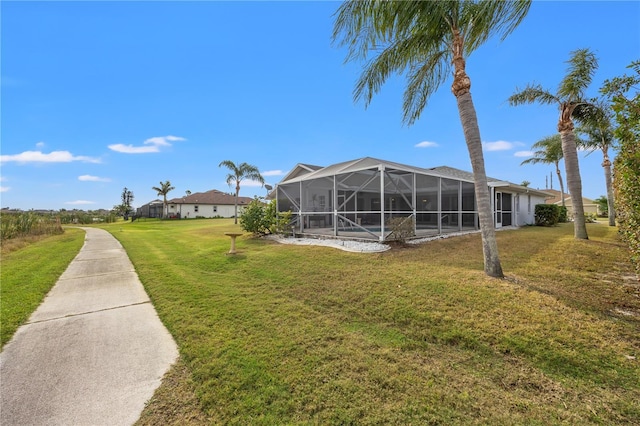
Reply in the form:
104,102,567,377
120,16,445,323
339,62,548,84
108,143,159,154
415,141,439,148
36,141,45,148
514,151,534,157
262,170,285,176
0,186,9,192
109,135,186,154
0,150,101,164
65,200,97,205
483,140,516,151
78,174,111,182
241,179,267,187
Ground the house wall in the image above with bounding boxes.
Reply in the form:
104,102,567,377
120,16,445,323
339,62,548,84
514,193,546,225
167,204,244,218
557,201,599,218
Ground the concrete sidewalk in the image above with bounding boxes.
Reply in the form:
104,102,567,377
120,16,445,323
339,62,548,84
0,227,178,426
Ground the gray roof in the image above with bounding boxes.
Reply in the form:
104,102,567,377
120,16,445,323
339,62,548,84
429,166,501,182
280,157,463,184
277,157,551,197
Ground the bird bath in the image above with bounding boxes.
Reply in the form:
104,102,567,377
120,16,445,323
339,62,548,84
224,232,243,255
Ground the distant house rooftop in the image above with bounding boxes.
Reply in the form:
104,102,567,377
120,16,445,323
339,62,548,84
168,189,253,206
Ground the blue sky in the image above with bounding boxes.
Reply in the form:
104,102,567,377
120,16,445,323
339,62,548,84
2,1,639,211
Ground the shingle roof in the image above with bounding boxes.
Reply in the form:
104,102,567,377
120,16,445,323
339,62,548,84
168,189,253,206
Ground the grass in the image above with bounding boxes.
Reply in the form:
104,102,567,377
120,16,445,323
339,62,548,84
1,227,85,347
2,220,638,424
92,219,639,425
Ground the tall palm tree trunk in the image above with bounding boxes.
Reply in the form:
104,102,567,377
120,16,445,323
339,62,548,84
602,151,615,226
554,161,566,207
163,195,167,219
457,93,503,278
558,113,588,239
234,184,240,224
451,31,502,278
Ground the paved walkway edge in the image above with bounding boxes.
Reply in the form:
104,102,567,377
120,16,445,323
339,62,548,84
1,227,179,426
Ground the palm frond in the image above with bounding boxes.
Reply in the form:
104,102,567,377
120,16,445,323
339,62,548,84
558,48,598,100
465,0,531,53
521,134,563,166
508,84,558,106
403,50,449,125
575,100,616,151
354,37,421,106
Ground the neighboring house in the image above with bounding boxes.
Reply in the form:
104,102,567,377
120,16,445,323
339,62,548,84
166,189,253,219
544,189,599,217
275,157,550,242
136,199,164,218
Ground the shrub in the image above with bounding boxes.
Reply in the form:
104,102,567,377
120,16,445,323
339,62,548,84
264,201,292,235
602,60,640,272
584,212,598,223
386,216,415,243
239,199,270,235
535,204,559,226
240,199,292,236
558,206,568,223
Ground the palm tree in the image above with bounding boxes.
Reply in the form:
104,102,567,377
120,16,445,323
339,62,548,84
577,100,616,226
508,48,598,240
152,180,175,219
219,160,264,224
333,0,531,278
521,134,566,207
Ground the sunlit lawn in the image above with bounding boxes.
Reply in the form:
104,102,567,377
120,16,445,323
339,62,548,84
2,219,638,424
90,219,639,425
1,228,85,347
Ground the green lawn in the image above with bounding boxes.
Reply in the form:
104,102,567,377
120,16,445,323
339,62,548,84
99,219,639,425
2,220,638,424
1,227,86,347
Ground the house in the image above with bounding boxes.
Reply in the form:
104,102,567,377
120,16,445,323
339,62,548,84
275,157,550,242
165,189,254,219
544,189,599,216
136,199,164,218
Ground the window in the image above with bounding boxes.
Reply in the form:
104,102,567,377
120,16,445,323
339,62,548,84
527,195,531,213
194,205,199,213
213,206,217,212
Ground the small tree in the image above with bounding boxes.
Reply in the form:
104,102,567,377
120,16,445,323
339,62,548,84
152,180,175,219
219,161,264,224
520,134,566,207
510,48,599,240
577,99,617,226
240,199,291,236
115,187,134,220
594,195,609,217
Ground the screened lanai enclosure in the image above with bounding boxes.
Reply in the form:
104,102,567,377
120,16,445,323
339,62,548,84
275,157,548,242
275,158,486,242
